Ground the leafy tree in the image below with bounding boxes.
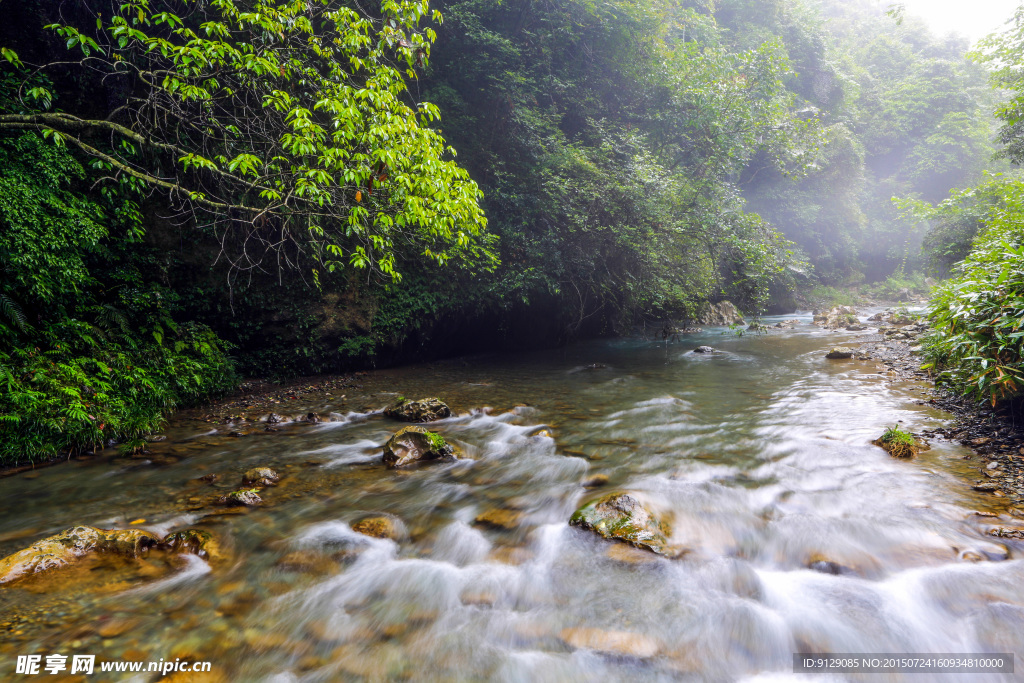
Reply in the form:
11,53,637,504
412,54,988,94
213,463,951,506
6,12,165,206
0,0,490,280
974,6,1024,165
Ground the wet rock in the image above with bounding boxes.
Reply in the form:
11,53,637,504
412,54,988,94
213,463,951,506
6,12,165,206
97,529,161,556
0,526,159,585
825,347,854,359
697,301,745,326
605,544,661,565
97,617,141,638
845,324,868,332
195,473,218,485
488,546,534,565
351,515,403,540
693,346,716,354
161,528,224,562
460,588,499,606
383,397,452,423
220,489,262,507
382,426,456,468
474,508,524,531
305,412,322,423
265,413,284,423
241,467,280,487
569,492,678,556
806,553,853,576
559,627,661,658
582,474,610,488
275,550,338,575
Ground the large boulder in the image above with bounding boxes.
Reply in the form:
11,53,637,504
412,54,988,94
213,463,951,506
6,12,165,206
697,301,745,326
383,397,451,423
382,426,456,468
814,306,860,330
569,493,679,557
0,526,160,585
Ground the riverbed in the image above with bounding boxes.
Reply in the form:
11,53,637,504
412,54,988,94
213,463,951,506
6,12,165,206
1,312,1021,681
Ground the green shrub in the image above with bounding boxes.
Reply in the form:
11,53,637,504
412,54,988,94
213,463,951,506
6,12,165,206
923,182,1024,405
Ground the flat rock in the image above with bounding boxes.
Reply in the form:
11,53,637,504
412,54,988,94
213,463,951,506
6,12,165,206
0,526,160,585
383,397,451,423
474,508,524,530
560,627,661,658
826,347,854,359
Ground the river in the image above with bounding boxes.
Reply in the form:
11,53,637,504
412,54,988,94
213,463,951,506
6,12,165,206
1,312,1021,682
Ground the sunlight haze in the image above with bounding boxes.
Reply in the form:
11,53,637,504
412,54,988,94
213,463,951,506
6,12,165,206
893,0,1020,43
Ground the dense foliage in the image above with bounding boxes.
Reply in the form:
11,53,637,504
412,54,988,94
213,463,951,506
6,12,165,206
921,180,1024,405
0,133,235,462
908,11,1024,409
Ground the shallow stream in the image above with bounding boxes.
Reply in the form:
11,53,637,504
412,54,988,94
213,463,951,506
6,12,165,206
1,313,1022,681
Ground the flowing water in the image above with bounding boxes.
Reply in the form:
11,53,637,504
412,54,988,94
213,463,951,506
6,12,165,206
1,313,1023,682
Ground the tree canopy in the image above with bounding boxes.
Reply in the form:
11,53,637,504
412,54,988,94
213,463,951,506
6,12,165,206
0,0,491,280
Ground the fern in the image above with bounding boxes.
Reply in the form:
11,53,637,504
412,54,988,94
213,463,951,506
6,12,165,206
0,294,27,332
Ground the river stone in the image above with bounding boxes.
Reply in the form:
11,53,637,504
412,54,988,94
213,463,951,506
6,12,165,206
826,347,854,359
161,528,224,562
242,467,280,487
693,346,716,354
383,397,452,423
0,526,160,585
222,489,262,506
382,426,455,468
569,492,676,556
474,508,524,530
559,627,661,658
351,515,403,540
97,528,161,556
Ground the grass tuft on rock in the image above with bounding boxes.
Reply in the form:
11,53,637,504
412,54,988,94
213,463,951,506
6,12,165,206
874,425,919,458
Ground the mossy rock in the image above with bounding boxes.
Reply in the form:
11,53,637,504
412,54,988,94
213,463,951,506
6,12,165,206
826,347,854,359
382,426,456,468
569,493,679,557
242,466,280,487
161,528,226,563
383,397,452,423
221,489,263,506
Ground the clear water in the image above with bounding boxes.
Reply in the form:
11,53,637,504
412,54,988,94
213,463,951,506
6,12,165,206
1,313,1021,682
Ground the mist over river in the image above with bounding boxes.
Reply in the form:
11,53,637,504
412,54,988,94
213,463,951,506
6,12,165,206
1,313,1022,682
